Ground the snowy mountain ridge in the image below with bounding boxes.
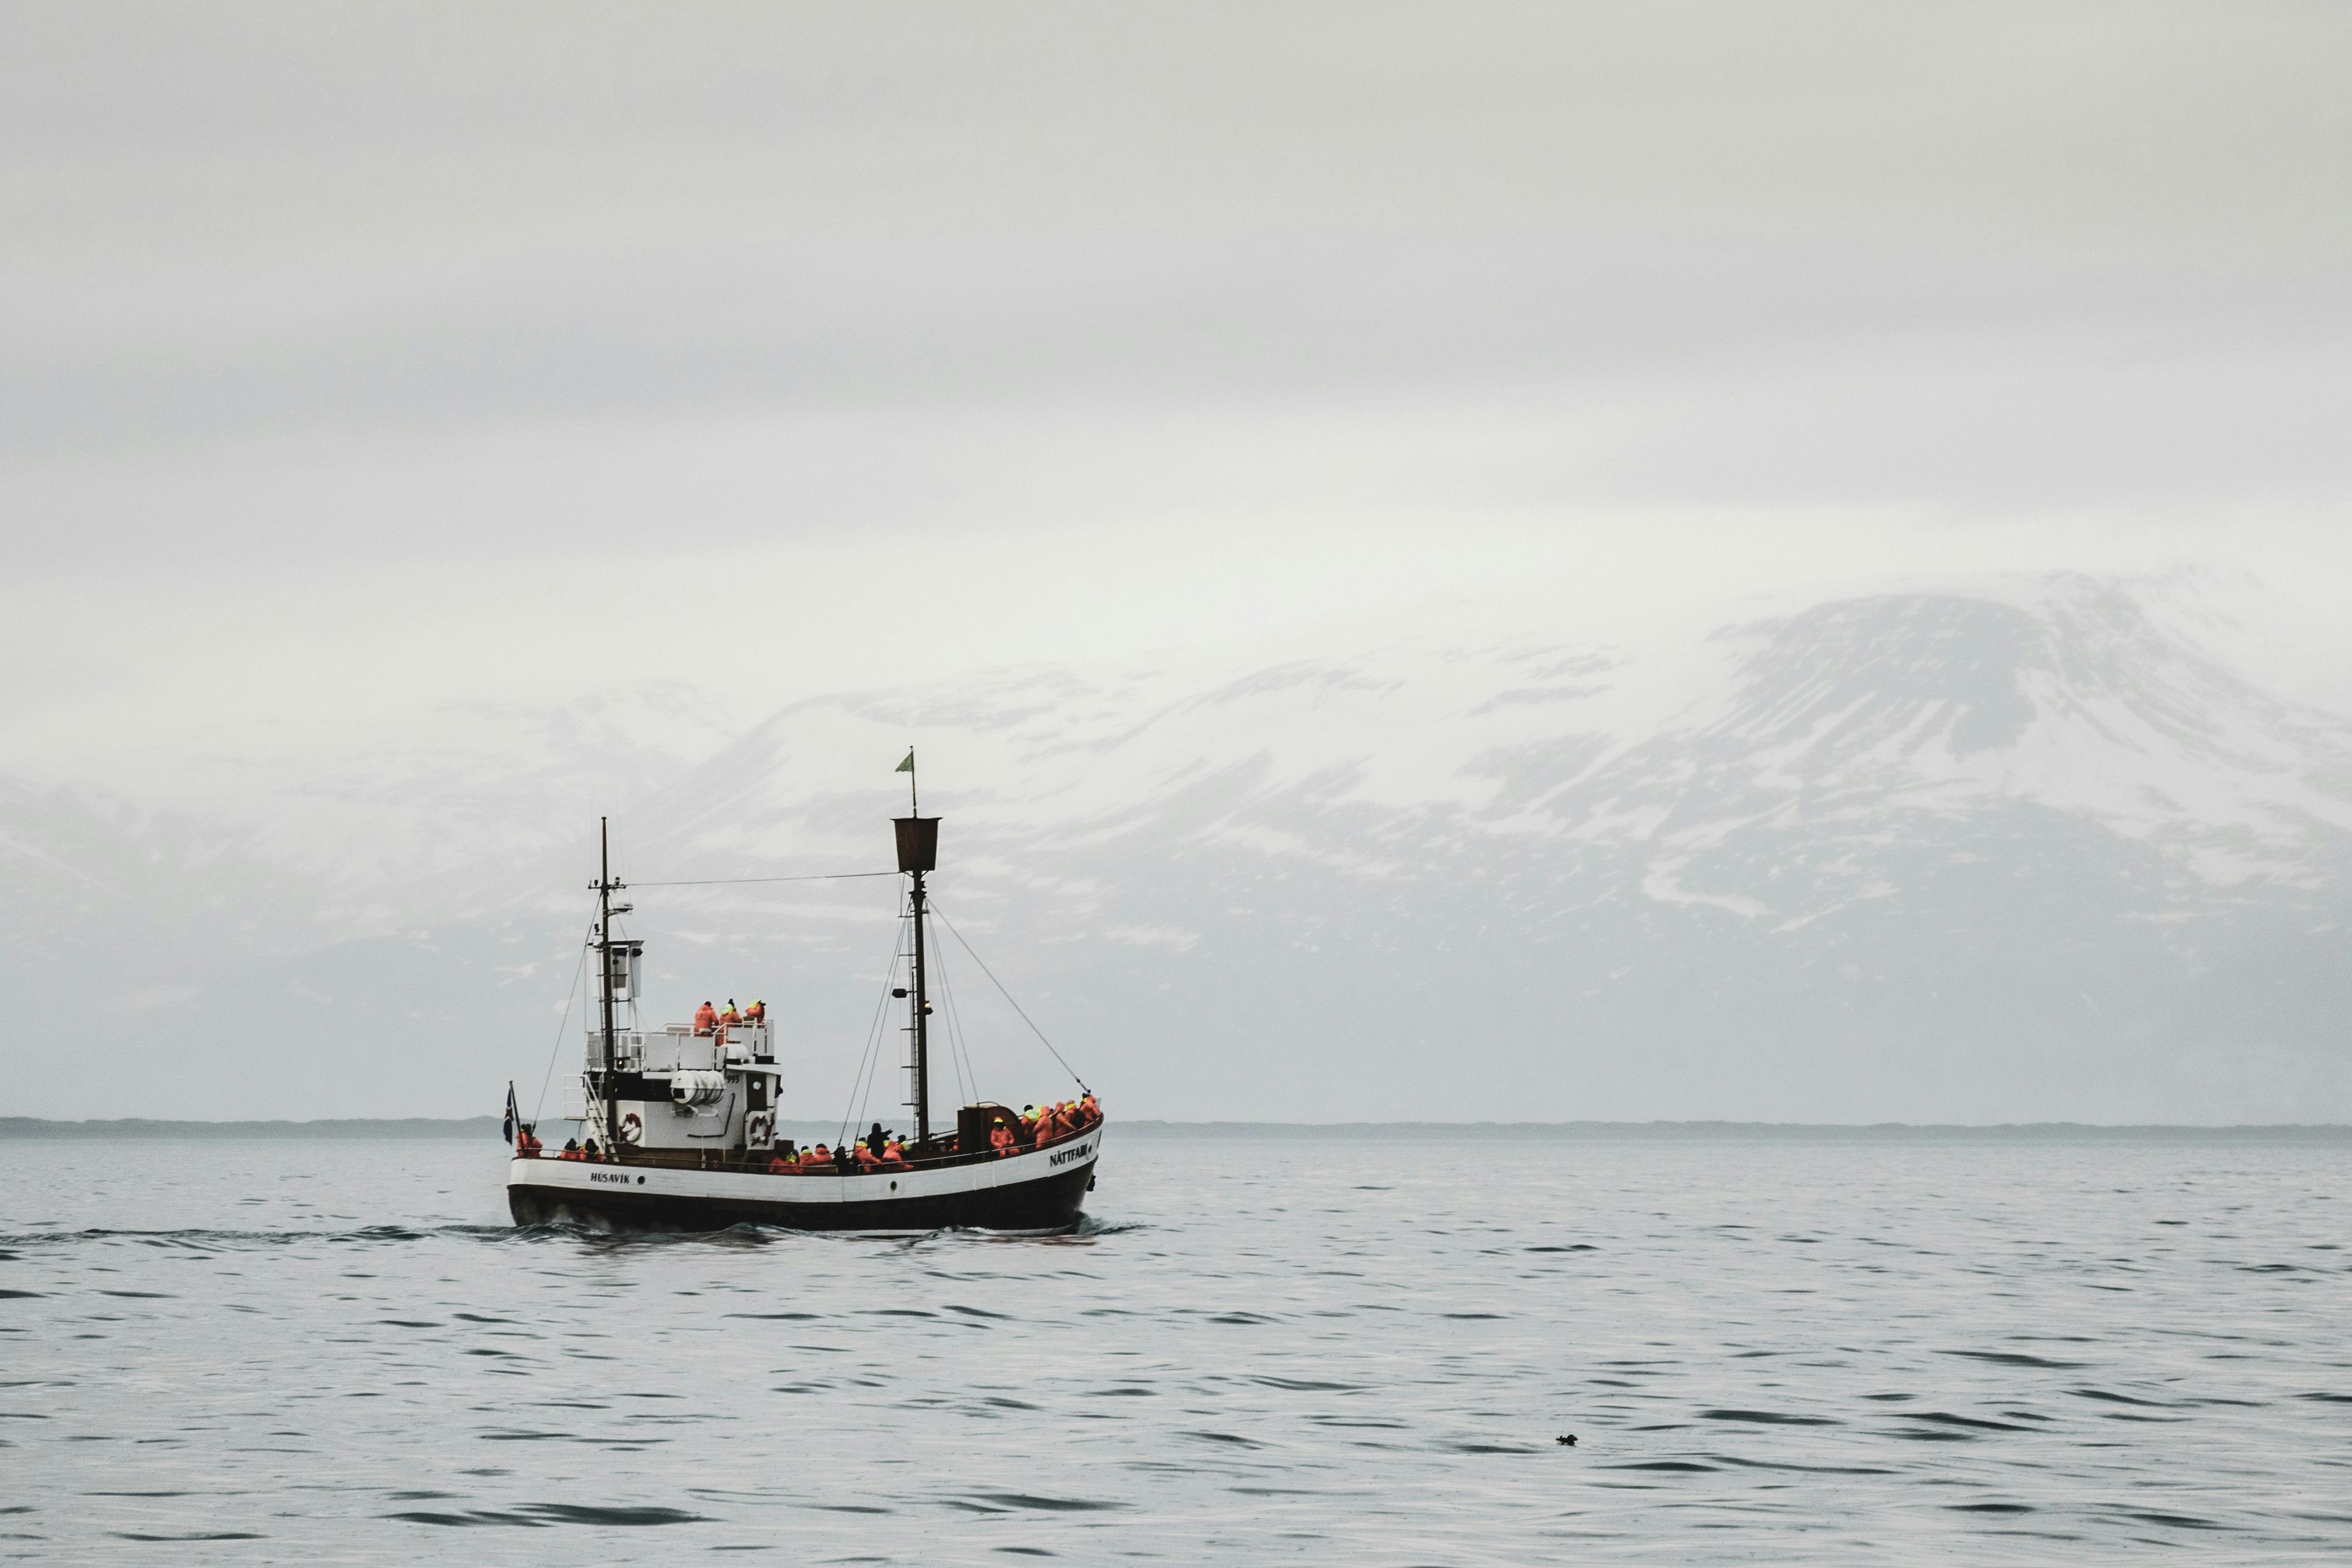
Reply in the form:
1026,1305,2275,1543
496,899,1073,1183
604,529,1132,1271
5,572,2348,1121
616,575,2352,914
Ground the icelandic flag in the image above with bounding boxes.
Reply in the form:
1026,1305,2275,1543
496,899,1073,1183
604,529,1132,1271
502,1082,518,1146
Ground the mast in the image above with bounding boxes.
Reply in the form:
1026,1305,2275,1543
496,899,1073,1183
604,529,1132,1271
892,753,939,1145
910,862,930,1144
596,816,619,1156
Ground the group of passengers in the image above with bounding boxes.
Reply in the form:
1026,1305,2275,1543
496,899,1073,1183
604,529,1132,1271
989,1096,1101,1158
693,998,766,1036
519,1094,1101,1173
767,1122,913,1175
509,1125,616,1163
760,1094,1102,1175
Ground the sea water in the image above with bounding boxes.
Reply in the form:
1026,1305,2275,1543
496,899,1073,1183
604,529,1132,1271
1,1129,2347,1563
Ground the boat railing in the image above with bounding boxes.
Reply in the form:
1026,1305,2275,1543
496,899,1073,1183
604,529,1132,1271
522,1115,1100,1174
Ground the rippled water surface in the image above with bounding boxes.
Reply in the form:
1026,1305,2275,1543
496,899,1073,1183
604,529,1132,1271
3,1130,2350,1563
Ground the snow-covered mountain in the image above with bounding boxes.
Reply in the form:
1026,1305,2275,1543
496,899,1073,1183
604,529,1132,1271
7,575,2348,1122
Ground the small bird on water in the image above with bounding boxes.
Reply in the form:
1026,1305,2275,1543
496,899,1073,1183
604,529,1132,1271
1555,1434,1577,1447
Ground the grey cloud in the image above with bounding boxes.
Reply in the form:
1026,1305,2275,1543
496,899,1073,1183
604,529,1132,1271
6,4,2348,480
6,6,2351,1125
9,4,2346,252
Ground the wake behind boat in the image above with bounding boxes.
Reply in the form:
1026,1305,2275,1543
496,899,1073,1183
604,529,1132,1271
506,760,1103,1234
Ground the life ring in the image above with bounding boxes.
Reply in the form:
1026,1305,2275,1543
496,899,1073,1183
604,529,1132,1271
746,1112,774,1146
619,1112,644,1145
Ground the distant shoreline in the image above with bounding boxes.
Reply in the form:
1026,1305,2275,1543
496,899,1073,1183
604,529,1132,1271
4,1116,2348,1142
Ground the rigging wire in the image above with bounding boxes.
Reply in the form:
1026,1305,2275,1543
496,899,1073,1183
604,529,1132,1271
627,871,898,888
930,930,971,1108
944,941,977,1107
921,902,967,1110
845,936,902,1147
839,915,907,1149
942,986,970,1109
927,930,982,1108
529,924,595,1125
929,901,1090,1095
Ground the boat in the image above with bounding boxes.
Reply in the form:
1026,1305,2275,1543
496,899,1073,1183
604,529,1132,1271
505,770,1103,1234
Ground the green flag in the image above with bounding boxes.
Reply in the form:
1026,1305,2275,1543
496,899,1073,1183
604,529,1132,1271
895,750,914,774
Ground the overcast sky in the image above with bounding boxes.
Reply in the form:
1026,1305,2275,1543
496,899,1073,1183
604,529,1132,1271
6,1,2351,769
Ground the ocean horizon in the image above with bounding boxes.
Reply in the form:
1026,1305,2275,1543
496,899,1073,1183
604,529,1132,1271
7,1115,2348,1141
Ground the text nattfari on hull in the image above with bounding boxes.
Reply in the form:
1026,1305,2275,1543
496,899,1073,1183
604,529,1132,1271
505,753,1104,1235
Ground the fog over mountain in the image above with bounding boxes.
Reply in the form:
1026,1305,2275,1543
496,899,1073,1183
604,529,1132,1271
7,573,2345,1124
5,5,2349,1124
